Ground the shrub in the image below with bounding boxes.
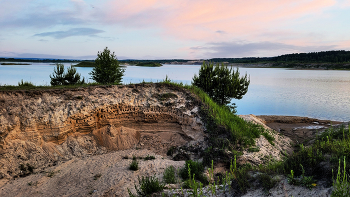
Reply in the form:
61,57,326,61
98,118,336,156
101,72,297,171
160,93,178,101
18,79,35,87
163,166,176,184
257,173,277,191
50,64,84,86
248,147,260,152
180,160,207,184
89,47,125,84
144,155,156,161
129,160,139,171
332,157,350,197
167,146,176,156
128,176,165,197
262,132,275,146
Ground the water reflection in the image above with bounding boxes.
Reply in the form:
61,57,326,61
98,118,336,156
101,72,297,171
1,63,349,121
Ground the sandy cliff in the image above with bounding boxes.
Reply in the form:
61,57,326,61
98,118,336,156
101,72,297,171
0,84,205,180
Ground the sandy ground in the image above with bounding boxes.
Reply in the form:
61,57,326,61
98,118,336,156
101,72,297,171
0,149,184,197
0,115,341,197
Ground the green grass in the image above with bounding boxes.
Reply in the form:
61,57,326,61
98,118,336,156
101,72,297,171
262,131,275,146
144,155,156,161
179,160,208,185
163,166,177,184
257,173,278,191
248,147,260,152
129,160,139,171
255,125,350,194
332,157,350,197
160,80,267,148
128,176,165,197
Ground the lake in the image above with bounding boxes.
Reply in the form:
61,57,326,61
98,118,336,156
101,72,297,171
1,62,350,121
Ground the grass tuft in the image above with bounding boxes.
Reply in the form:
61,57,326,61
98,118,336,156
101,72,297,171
129,160,139,171
163,166,177,184
128,176,165,197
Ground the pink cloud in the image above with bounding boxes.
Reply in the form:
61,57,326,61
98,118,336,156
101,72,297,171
101,0,336,42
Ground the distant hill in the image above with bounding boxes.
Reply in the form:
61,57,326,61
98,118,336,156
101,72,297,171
2,50,350,69
209,50,350,64
0,57,80,63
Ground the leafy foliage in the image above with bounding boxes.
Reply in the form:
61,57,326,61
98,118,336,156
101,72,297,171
129,160,139,171
50,64,84,86
332,157,350,197
180,160,208,184
192,62,250,109
163,166,177,184
128,176,165,197
143,155,155,160
257,173,277,191
89,47,125,84
18,79,35,87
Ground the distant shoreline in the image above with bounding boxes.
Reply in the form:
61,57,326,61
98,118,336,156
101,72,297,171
1,63,31,65
2,60,350,70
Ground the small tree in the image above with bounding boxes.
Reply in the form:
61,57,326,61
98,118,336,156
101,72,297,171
192,62,250,111
50,64,84,86
89,47,125,84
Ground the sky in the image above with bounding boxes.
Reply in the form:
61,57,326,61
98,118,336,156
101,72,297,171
1,0,350,60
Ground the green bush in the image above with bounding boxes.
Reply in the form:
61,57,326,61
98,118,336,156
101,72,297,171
262,132,275,146
160,93,178,101
332,157,350,197
163,166,176,184
144,155,155,161
257,173,277,191
248,147,260,152
180,160,207,184
129,160,139,171
128,176,165,197
18,80,35,87
50,64,84,86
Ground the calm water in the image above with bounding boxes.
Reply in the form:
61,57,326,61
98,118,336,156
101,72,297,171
1,63,350,121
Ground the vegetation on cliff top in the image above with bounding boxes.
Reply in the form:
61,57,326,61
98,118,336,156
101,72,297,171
89,47,125,85
50,64,85,86
192,62,250,111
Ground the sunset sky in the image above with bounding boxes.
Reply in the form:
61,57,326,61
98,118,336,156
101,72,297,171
1,0,350,59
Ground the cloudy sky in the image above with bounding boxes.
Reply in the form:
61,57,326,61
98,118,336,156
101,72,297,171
1,0,350,59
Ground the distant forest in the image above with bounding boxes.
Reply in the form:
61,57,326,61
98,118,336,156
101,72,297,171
0,58,80,63
209,50,350,63
1,50,350,69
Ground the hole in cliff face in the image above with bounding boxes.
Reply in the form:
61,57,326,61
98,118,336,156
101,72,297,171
57,104,201,156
